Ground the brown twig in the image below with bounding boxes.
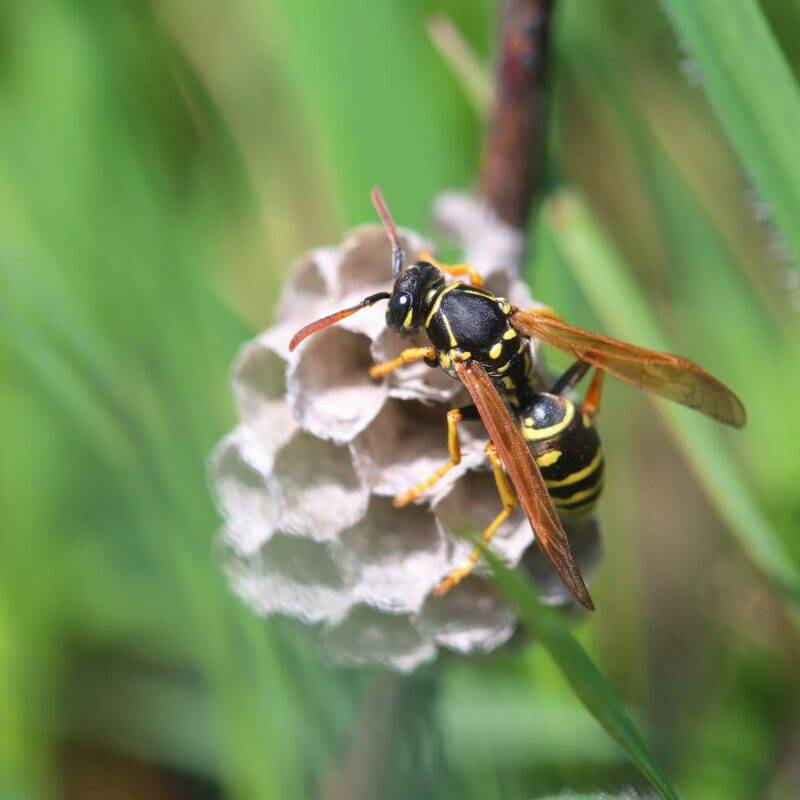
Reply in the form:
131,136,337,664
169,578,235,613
478,0,556,230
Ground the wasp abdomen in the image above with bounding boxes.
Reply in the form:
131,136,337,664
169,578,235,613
522,394,604,516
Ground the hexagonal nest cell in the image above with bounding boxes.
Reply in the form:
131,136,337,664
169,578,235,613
288,326,386,443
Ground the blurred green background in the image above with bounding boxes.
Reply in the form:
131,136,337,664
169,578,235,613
1,1,799,798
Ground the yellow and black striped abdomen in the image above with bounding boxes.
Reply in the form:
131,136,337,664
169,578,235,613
520,394,604,516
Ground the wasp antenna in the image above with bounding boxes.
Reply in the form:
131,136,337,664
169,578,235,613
289,291,391,352
371,186,404,276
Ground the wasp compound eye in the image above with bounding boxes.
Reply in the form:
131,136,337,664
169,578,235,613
386,291,420,333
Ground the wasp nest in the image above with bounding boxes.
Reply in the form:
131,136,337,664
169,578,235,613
212,193,603,672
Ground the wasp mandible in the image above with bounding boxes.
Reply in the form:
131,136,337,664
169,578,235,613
289,189,746,610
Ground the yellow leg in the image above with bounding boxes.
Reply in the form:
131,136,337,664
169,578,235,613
370,347,435,379
434,443,517,596
393,408,463,508
419,249,484,288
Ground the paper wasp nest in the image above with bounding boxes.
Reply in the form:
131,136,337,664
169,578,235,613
211,193,602,672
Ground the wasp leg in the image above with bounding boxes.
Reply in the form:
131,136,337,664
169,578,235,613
434,442,517,596
393,405,478,508
582,369,605,418
549,359,591,395
419,249,484,288
370,347,436,379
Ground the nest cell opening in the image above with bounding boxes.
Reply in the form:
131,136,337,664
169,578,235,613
211,434,279,555
288,326,387,443
272,429,369,541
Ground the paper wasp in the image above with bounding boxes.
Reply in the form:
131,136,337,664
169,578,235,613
289,189,746,610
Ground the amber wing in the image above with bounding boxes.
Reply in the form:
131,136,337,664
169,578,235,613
510,309,746,428
455,360,594,610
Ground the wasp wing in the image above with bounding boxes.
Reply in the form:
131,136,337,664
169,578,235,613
455,359,594,610
510,308,746,428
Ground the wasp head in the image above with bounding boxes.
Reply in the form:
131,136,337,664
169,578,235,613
385,261,445,335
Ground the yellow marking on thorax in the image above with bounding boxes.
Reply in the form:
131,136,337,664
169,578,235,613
522,401,576,441
489,342,503,360
536,450,561,468
502,376,516,390
424,282,460,326
582,412,592,428
502,328,517,340
439,352,452,369
496,360,511,374
403,308,414,329
441,313,458,347
544,447,603,488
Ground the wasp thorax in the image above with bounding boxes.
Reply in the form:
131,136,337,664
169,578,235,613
385,262,444,335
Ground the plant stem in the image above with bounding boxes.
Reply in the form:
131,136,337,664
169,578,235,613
478,0,556,230
318,674,400,800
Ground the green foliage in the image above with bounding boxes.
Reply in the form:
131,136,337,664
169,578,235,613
663,0,800,267
485,551,679,800
0,1,799,798
541,188,800,614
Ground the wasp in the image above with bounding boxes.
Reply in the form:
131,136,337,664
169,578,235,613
289,189,746,610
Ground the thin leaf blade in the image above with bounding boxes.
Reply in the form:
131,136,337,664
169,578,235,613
484,549,679,800
663,0,800,267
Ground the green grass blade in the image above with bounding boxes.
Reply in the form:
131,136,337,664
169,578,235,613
484,550,679,800
542,188,800,611
662,0,800,266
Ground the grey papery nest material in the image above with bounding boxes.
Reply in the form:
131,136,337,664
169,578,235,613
211,193,603,672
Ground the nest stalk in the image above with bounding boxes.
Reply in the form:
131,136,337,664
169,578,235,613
479,0,556,230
